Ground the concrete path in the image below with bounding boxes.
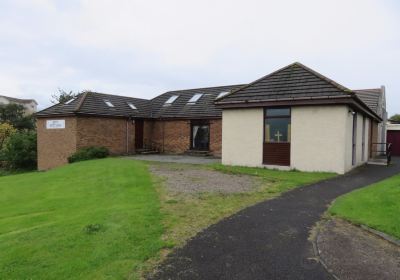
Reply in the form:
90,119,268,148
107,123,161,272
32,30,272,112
150,159,400,280
125,154,220,165
317,218,400,280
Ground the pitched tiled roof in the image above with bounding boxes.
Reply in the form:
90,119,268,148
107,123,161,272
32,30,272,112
354,88,381,115
36,62,383,121
36,85,243,119
36,91,151,118
150,85,244,118
216,62,352,104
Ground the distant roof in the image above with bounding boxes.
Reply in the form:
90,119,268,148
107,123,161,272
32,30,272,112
150,85,244,118
353,88,382,115
36,91,151,118
216,62,352,104
0,95,38,105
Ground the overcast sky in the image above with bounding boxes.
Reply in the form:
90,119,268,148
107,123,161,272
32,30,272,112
0,0,399,116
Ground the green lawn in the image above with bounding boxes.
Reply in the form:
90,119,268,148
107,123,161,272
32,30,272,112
0,158,336,279
0,158,164,280
329,174,400,239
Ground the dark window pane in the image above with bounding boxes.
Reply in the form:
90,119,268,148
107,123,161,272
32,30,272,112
265,117,291,142
265,108,290,117
192,125,209,150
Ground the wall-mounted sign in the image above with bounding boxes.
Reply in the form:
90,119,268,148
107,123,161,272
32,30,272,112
46,120,65,129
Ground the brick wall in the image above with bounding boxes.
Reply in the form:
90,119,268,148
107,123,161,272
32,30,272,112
143,118,222,156
144,120,191,153
209,119,222,156
37,117,78,170
37,116,135,170
37,116,222,171
77,117,135,155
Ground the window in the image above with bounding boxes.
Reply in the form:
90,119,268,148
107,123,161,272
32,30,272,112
127,102,137,110
191,121,210,150
264,108,291,143
362,116,366,161
352,113,357,165
164,95,179,105
216,91,229,99
104,99,114,107
187,93,203,104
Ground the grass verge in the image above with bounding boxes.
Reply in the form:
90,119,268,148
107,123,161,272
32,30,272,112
329,173,400,239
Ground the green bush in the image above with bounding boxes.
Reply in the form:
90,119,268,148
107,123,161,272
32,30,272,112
68,146,109,163
1,131,37,170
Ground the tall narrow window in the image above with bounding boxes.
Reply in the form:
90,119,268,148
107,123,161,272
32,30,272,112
352,113,357,165
264,108,291,143
362,116,366,161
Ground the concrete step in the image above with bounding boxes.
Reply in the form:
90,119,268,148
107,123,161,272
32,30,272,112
185,150,211,157
136,149,159,155
367,158,388,166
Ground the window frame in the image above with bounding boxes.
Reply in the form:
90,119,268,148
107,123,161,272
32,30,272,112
264,107,291,143
190,120,210,150
187,93,203,104
103,99,114,107
127,102,137,110
216,91,230,99
164,95,179,105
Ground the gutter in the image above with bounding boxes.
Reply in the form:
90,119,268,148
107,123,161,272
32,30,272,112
215,95,382,122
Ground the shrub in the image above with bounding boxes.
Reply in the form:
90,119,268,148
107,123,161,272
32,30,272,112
0,123,17,150
1,131,37,170
68,146,109,163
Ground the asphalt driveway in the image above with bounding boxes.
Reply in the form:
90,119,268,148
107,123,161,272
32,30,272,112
149,159,400,280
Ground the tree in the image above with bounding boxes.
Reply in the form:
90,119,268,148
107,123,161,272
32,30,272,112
389,114,400,122
0,123,17,150
0,103,35,130
51,88,78,104
1,131,37,170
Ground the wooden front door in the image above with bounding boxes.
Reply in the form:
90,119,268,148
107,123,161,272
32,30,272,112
387,130,400,156
135,119,144,149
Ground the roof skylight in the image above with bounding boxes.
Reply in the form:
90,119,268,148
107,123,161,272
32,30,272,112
187,93,203,104
64,98,75,104
104,99,114,107
164,95,179,105
217,91,230,99
127,102,137,110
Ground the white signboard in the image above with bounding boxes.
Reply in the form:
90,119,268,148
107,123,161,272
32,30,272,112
46,120,65,129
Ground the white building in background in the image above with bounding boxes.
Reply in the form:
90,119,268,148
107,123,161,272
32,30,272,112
0,95,38,115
